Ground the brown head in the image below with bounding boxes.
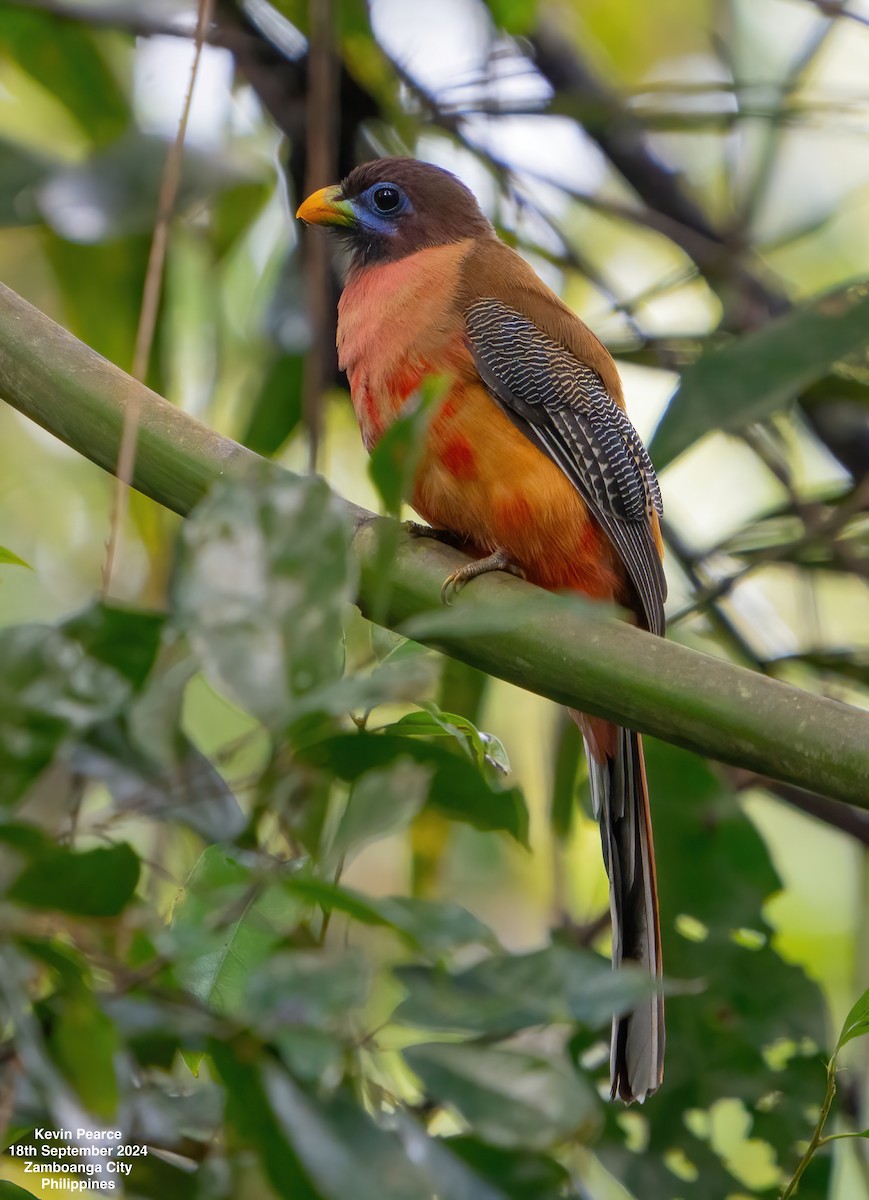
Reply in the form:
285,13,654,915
296,156,495,269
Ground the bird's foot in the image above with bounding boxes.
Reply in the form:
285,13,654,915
405,520,449,541
405,521,468,550
440,548,525,606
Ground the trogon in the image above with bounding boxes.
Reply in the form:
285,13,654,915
298,157,666,1103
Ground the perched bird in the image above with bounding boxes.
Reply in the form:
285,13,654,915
297,157,666,1102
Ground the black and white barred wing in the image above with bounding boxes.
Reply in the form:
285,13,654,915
465,298,666,636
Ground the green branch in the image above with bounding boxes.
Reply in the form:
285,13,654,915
1,281,868,806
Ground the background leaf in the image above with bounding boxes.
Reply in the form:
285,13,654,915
0,545,30,568
836,987,869,1052
170,847,303,1017
651,282,869,466
8,843,140,917
299,731,529,844
404,1042,599,1150
0,9,129,144
328,759,432,860
174,468,354,726
395,944,653,1035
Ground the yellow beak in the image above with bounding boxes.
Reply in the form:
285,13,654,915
296,184,355,227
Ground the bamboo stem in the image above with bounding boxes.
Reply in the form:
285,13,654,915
1,281,868,807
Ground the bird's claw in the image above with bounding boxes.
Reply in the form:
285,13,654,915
405,520,439,539
439,548,525,606
405,521,463,546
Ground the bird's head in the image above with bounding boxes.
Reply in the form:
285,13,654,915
296,157,494,269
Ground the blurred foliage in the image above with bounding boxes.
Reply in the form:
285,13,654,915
0,0,868,1198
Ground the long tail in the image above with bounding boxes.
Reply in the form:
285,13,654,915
572,711,664,1103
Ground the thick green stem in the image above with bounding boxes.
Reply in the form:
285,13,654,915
0,282,258,515
1,281,868,806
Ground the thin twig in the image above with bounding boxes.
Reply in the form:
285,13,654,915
300,0,339,472
661,518,765,668
780,1057,838,1198
102,0,214,595
732,769,869,844
734,10,836,232
804,0,869,29
671,476,869,623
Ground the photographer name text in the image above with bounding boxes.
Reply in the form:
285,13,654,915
7,1129,148,1191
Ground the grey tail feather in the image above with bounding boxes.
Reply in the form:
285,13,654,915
583,724,664,1103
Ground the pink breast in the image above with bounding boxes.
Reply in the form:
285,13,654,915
337,242,472,450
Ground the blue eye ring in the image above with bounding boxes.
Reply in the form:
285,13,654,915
370,183,404,214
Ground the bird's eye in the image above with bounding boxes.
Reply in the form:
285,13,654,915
372,185,402,213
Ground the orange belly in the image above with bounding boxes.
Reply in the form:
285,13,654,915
412,378,624,602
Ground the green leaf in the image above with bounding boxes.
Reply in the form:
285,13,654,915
210,1041,319,1200
284,874,399,928
261,1065,444,1195
404,1042,599,1150
0,822,51,858
102,991,214,1069
63,603,164,690
836,987,869,1052
385,704,510,776
16,936,90,992
0,136,56,227
0,545,31,569
367,896,497,958
100,1148,209,1198
329,760,432,860
240,352,304,457
395,944,653,1035
76,716,247,843
211,178,273,259
0,612,150,805
286,659,436,725
550,713,582,841
298,732,529,845
170,847,303,1017
246,948,371,1034
367,382,441,515
8,843,140,917
0,1184,39,1199
239,950,353,1080
221,1026,513,1199
483,0,541,34
437,656,490,725
284,876,496,959
49,993,118,1118
43,231,152,372
0,10,129,145
174,468,355,726
444,1137,570,1200
650,280,869,466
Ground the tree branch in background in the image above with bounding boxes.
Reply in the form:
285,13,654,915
1,281,868,808
731,770,869,845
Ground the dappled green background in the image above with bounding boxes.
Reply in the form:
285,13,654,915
0,0,868,1198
